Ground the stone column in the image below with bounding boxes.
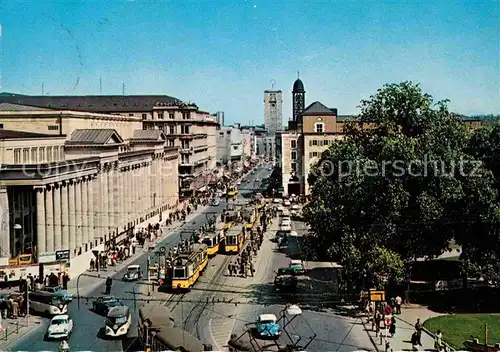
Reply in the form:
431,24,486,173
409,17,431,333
88,176,95,241
145,162,151,211
102,165,109,232
68,180,76,251
61,181,69,250
134,165,139,221
128,166,134,222
75,179,83,249
93,172,101,240
120,169,125,227
35,187,46,255
107,165,114,232
45,185,54,253
53,183,62,251
81,177,89,246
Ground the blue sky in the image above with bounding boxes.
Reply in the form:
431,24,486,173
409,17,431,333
1,0,498,125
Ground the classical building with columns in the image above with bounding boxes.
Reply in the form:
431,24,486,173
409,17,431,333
0,123,179,278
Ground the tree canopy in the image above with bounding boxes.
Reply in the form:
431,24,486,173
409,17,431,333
303,82,500,285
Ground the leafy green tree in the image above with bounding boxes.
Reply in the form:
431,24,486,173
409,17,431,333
304,82,500,283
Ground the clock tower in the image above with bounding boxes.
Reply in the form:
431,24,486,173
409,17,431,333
292,73,305,129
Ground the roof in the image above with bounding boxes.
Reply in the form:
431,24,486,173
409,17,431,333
139,304,175,329
302,101,337,116
130,129,166,141
0,130,59,140
154,326,205,352
67,129,124,145
258,314,277,321
292,78,305,93
107,305,129,317
52,315,70,320
127,264,141,269
0,102,54,111
0,94,182,113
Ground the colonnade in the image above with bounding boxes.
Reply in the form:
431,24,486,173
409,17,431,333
35,153,178,256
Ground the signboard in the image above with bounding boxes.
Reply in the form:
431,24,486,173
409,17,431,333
55,250,70,262
38,252,56,263
369,289,386,302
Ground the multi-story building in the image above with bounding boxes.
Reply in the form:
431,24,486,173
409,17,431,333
264,90,282,135
216,126,232,165
230,124,243,164
0,95,217,198
0,103,179,277
241,128,256,159
215,111,225,127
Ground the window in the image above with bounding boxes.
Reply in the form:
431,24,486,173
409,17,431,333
39,147,45,162
48,125,59,131
315,123,324,133
31,148,38,163
169,126,175,134
181,125,190,134
291,162,297,172
291,151,297,160
312,139,318,146
181,141,189,149
128,113,134,117
168,139,174,147
291,140,296,149
23,148,30,163
233,146,238,150
0,124,3,129
182,112,190,120
158,113,164,120
309,152,319,158
169,113,174,119
13,149,21,164
219,132,224,137
142,113,147,120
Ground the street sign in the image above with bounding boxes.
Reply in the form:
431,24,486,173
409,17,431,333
55,250,70,261
369,289,385,302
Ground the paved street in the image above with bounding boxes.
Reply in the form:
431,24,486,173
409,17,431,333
223,219,376,352
9,165,269,352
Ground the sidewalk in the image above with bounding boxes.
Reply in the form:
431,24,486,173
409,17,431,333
0,314,44,349
362,303,452,352
205,216,279,351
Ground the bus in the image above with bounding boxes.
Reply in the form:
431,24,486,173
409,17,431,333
29,291,68,315
105,306,132,337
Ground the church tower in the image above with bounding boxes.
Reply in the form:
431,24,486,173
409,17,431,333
292,73,305,128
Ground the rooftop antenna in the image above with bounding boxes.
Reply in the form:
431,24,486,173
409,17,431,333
270,79,276,90
122,83,125,95
100,77,102,95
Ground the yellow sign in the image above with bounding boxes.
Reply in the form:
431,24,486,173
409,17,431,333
369,290,385,302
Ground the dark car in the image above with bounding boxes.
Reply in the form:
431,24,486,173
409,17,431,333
91,296,125,316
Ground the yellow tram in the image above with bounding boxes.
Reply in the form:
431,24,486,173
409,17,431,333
222,207,238,230
202,233,220,256
222,227,245,254
226,186,238,197
169,244,208,291
242,206,258,230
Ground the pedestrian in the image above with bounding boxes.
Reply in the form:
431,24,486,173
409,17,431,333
395,295,402,314
105,277,112,295
411,331,420,351
434,330,443,351
62,273,70,290
389,316,396,337
415,318,423,346
90,258,95,271
249,262,254,277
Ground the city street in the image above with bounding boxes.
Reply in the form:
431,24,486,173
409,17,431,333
224,220,375,352
9,164,269,352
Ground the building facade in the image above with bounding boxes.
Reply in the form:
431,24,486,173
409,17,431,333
216,127,232,165
230,123,243,163
215,111,225,127
0,123,179,277
241,129,256,159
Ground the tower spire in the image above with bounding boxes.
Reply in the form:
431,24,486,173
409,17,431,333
297,70,300,79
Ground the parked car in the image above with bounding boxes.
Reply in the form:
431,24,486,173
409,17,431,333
211,198,220,206
283,200,291,207
280,218,291,227
280,224,292,232
41,286,73,302
92,296,125,316
256,314,281,339
122,265,142,281
289,259,306,274
45,314,73,340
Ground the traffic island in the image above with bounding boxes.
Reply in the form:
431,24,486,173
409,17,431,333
423,314,500,350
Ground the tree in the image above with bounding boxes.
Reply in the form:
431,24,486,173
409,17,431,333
304,82,500,283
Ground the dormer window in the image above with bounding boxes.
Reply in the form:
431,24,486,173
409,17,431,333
314,122,324,133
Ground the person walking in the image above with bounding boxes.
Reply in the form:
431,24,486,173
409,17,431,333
395,295,402,314
415,318,423,347
105,277,112,295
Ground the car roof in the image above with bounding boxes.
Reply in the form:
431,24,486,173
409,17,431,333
259,314,277,321
290,259,302,265
107,305,130,317
52,314,69,320
127,265,140,269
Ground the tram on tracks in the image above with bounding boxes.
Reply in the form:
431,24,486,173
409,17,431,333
169,244,208,291
202,232,220,256
221,226,245,254
222,206,239,230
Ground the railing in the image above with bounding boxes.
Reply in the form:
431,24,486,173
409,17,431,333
1,320,22,341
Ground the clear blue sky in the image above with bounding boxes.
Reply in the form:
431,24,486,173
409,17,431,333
1,0,498,125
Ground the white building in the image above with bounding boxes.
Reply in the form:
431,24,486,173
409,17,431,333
230,123,243,162
216,127,232,165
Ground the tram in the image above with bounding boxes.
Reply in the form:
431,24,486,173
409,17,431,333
192,243,209,273
226,186,238,197
222,207,238,230
221,227,245,254
202,233,220,256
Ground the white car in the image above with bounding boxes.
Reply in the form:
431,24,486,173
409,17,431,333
291,204,300,210
283,200,291,207
280,224,292,232
46,314,73,340
280,218,291,227
273,198,282,204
